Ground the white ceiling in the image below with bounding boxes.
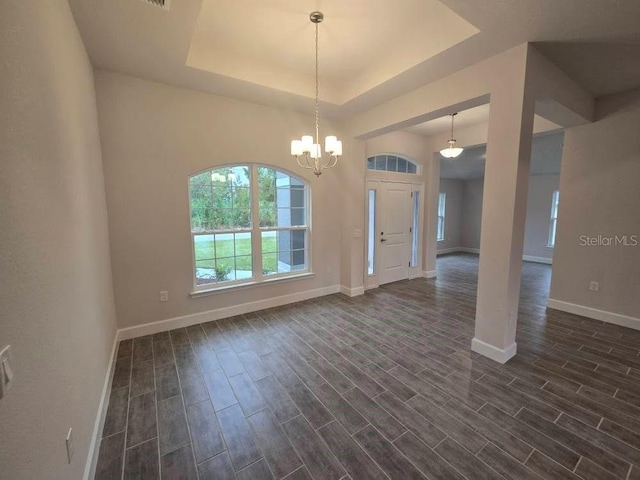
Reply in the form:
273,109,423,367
187,0,478,105
533,42,640,96
405,105,492,137
440,131,565,180
68,0,640,117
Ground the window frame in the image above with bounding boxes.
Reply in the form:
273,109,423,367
188,163,312,294
548,190,560,248
437,192,446,242
366,154,421,175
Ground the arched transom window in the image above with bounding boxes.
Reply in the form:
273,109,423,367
189,165,309,290
367,154,419,174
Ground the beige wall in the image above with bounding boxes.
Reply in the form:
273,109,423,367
550,89,640,319
457,175,559,260
0,1,117,479
95,71,342,329
461,180,485,250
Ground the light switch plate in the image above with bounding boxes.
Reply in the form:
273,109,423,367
0,345,13,400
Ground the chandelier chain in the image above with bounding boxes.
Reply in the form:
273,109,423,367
314,20,320,151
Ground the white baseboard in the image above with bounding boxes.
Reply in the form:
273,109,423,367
118,285,340,341
341,285,365,297
523,255,553,264
437,248,553,265
83,332,119,480
471,338,517,364
437,247,461,255
423,270,437,279
547,298,640,331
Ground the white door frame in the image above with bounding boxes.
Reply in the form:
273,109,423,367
365,175,424,290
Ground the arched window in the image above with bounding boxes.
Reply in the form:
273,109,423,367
189,165,309,290
367,154,419,174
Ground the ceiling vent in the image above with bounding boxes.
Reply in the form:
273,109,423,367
140,0,170,11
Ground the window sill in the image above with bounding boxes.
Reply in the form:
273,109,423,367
190,272,315,298
546,245,555,249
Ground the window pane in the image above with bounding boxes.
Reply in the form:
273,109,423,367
367,157,375,170
291,230,305,250
387,156,398,172
261,231,277,253
190,207,212,232
289,188,305,208
229,166,250,187
411,192,420,267
368,189,376,275
215,257,236,282
214,234,234,257
190,171,211,187
407,162,417,174
195,260,217,286
212,186,232,209
190,185,212,205
375,155,386,171
260,208,276,227
232,186,251,210
261,230,307,275
194,234,215,261
262,253,278,276
234,232,252,256
277,208,305,227
397,158,407,173
229,209,251,229
234,255,253,279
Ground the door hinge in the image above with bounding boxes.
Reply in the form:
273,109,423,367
411,192,413,197
408,262,411,267
409,227,412,233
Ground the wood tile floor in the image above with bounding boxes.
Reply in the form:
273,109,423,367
95,253,640,479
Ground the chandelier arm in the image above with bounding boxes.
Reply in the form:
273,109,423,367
325,155,339,169
295,155,314,170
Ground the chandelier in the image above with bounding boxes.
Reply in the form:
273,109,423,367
440,113,464,158
291,11,342,177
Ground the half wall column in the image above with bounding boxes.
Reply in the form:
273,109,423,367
472,79,536,363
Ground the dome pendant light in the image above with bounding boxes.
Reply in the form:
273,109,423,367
440,113,464,158
290,11,342,177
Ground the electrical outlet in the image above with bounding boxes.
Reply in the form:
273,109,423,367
589,281,599,292
66,428,74,463
0,345,13,400
160,291,169,302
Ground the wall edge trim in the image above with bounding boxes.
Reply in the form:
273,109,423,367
523,255,553,264
83,332,119,480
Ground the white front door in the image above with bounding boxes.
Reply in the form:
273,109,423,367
379,182,412,285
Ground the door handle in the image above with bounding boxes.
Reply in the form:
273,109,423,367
380,238,387,243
